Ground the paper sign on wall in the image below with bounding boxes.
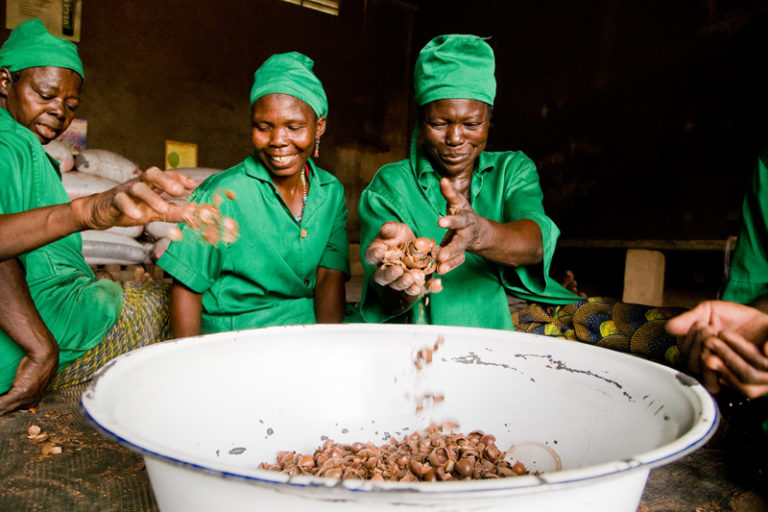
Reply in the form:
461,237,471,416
165,140,198,170
6,0,83,42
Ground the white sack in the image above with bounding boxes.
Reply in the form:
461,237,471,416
81,230,149,265
145,221,177,240
61,171,120,200
171,167,222,183
104,225,144,238
150,237,171,261
44,141,75,172
76,149,141,183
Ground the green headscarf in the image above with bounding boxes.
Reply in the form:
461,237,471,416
0,19,84,79
249,52,328,118
414,34,495,107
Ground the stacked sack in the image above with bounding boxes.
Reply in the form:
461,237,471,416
44,143,221,266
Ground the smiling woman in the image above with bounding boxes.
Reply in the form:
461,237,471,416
357,34,580,328
158,52,350,336
420,99,490,177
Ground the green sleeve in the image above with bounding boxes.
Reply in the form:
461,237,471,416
496,155,579,304
722,152,768,304
0,139,29,215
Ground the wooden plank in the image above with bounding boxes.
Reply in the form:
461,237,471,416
623,249,665,306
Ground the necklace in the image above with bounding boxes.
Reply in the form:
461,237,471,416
293,169,308,223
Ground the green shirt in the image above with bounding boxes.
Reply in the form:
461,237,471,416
723,150,768,304
158,155,349,333
358,137,579,330
0,108,123,393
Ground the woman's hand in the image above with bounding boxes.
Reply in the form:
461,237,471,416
435,177,543,272
435,177,484,275
0,344,58,416
365,221,426,296
666,300,768,398
71,167,197,230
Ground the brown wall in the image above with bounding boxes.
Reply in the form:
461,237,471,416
0,0,417,242
1,0,766,246
412,0,768,241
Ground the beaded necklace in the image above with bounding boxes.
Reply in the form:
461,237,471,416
293,165,309,223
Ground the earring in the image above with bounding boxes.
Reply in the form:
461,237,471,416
313,138,320,158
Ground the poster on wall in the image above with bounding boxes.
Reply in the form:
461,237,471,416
6,0,82,42
165,140,198,170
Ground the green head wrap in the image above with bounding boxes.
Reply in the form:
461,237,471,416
0,19,84,79
249,52,328,118
414,34,495,107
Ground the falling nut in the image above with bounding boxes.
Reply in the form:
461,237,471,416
27,425,41,436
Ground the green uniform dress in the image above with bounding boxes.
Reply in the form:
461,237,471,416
0,108,123,393
358,135,579,330
722,149,768,304
158,155,350,333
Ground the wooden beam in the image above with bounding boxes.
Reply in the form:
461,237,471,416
558,239,729,251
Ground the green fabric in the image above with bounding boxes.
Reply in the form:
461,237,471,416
357,130,579,330
0,108,122,393
158,155,349,333
0,19,83,79
414,34,495,107
722,150,768,304
249,52,327,117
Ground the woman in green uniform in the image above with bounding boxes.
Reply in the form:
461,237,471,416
359,34,578,329
0,20,204,415
721,148,768,309
158,52,349,336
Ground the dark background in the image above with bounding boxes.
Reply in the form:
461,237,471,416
1,0,766,298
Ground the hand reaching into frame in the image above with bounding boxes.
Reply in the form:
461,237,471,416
666,300,768,398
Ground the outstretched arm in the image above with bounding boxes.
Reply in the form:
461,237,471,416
0,167,196,261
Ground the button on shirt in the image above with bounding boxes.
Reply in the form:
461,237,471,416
158,155,349,333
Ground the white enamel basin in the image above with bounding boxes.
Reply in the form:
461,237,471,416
81,323,718,511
